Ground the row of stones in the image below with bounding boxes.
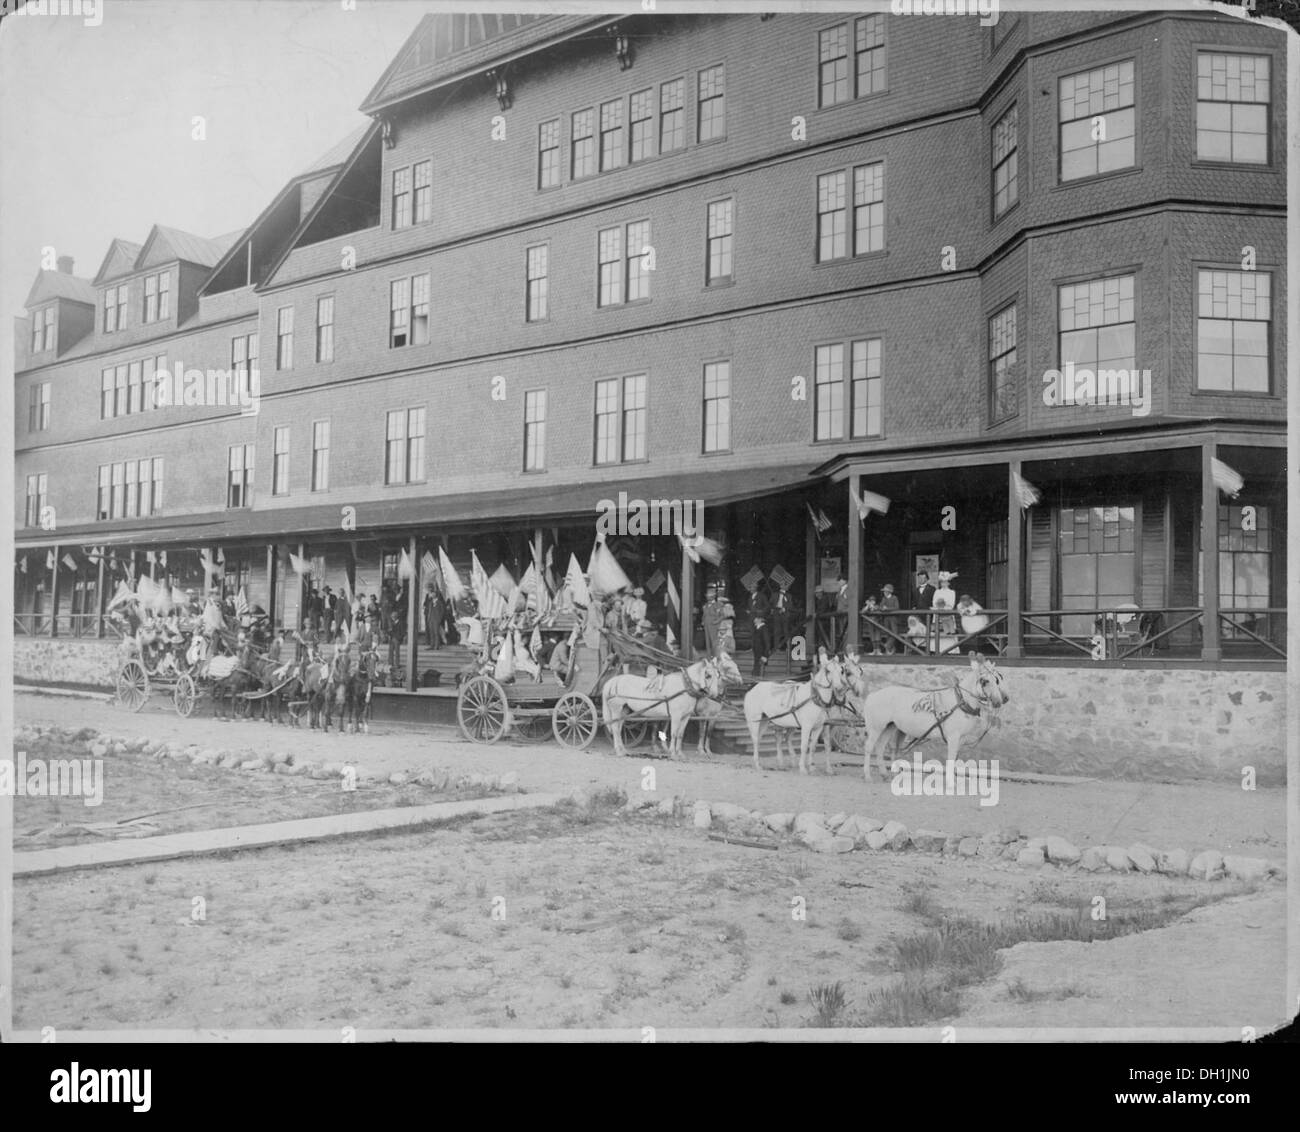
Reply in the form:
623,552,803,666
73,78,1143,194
628,796,1283,884
13,725,520,795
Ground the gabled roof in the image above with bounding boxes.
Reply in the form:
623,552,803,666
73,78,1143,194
93,239,143,284
24,269,97,308
137,224,237,271
301,123,371,178
360,12,605,115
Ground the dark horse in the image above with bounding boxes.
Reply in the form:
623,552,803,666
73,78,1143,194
342,648,381,733
320,647,352,733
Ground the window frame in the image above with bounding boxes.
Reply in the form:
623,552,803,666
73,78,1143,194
987,301,1019,425
599,97,625,173
816,15,885,110
812,336,884,443
538,117,562,189
991,102,1020,221
705,197,735,287
696,62,726,144
391,164,413,229
315,294,335,363
1193,50,1273,167
701,358,732,455
384,406,426,485
659,77,686,155
29,381,51,432
1192,263,1274,397
272,425,290,496
630,87,655,163
525,243,549,323
311,419,330,492
1056,57,1138,185
593,373,649,466
276,306,294,371
412,159,432,224
389,273,431,348
571,107,596,180
1054,270,1138,378
523,388,547,473
25,472,47,528
227,444,254,509
143,270,171,323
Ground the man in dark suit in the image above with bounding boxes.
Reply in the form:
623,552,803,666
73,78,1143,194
914,571,936,652
424,584,445,650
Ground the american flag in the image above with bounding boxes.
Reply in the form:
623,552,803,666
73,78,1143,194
1211,458,1244,499
806,503,832,536
438,546,467,601
421,550,437,578
1012,469,1041,510
471,550,508,620
851,487,891,521
235,587,250,616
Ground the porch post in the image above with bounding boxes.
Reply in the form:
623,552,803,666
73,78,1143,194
1006,462,1024,658
846,474,862,653
1200,438,1221,662
266,543,277,627
95,550,107,638
48,545,61,638
680,544,694,662
297,542,307,633
406,534,419,691
804,515,817,654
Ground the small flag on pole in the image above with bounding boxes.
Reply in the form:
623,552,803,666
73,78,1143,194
46,550,55,570
565,553,590,611
235,587,249,616
851,487,891,521
159,550,167,568
471,551,508,620
62,553,77,572
438,547,467,602
1012,469,1041,510
145,550,156,565
289,552,309,576
1211,457,1244,499
644,569,665,595
421,550,437,577
398,549,414,580
740,565,764,593
806,502,832,537
678,532,722,566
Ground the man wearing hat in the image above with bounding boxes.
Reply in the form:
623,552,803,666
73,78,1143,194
701,583,724,656
748,580,771,677
868,583,900,654
772,582,792,653
625,585,647,630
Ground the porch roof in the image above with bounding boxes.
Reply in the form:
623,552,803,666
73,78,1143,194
15,463,819,551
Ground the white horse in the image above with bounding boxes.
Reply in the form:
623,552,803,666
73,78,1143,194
861,652,1009,781
603,658,724,759
768,650,866,772
744,654,847,775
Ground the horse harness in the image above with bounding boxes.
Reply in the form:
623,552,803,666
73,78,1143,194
763,670,844,727
898,677,990,753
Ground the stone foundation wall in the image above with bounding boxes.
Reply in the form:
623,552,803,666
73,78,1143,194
859,661,1286,785
15,637,120,690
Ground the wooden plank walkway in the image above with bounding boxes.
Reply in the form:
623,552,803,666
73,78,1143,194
14,792,564,878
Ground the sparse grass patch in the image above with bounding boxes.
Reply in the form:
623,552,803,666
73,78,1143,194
836,919,862,942
808,981,849,1027
779,990,796,1005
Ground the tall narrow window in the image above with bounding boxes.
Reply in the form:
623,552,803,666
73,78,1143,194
103,285,126,332
25,474,46,527
524,389,547,471
115,364,128,417
29,382,50,431
538,118,561,188
1197,53,1270,164
128,360,142,414
142,355,164,412
659,78,685,153
992,104,1019,217
124,459,138,519
143,272,168,322
151,457,163,514
316,295,334,363
625,220,651,302
412,159,432,223
855,14,885,96
600,98,624,172
405,407,425,483
697,64,725,142
706,199,733,285
703,361,731,453
817,171,847,262
311,420,330,492
392,166,412,228
101,368,114,419
630,89,654,162
1197,269,1271,393
158,272,170,319
850,338,882,438
30,308,45,353
526,245,549,322
390,274,431,347
97,466,110,520
853,162,884,254
622,374,647,461
1059,60,1135,181
273,425,290,496
232,333,259,400
594,375,647,464
227,445,253,508
988,304,1018,422
411,274,430,345
385,411,405,485
1058,275,1136,374
598,226,623,308
815,343,844,440
111,462,125,518
571,108,595,179
819,24,849,108
276,307,294,370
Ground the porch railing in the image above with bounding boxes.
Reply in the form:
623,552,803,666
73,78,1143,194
1021,607,1204,661
1219,607,1286,659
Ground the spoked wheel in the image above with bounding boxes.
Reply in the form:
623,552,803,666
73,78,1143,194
552,691,598,750
458,675,510,743
115,660,149,712
172,673,198,717
620,718,651,751
513,712,552,743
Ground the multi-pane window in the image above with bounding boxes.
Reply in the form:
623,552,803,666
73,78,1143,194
855,15,885,97
986,518,1009,610
273,426,290,496
276,307,294,370
600,98,624,172
523,389,547,472
103,283,128,332
706,199,733,285
390,274,430,347
227,445,254,508
1197,269,1270,393
1059,60,1136,181
143,355,163,412
571,109,596,179
594,374,647,465
101,368,113,419
316,296,334,363
143,271,170,322
232,333,259,400
31,306,55,352
853,162,884,255
385,407,426,484
702,361,731,453
660,79,685,153
815,339,882,440
817,172,847,261
818,24,850,107
526,245,549,322
311,420,330,492
820,18,884,106
626,220,651,302
1058,504,1136,636
413,160,432,223
538,118,561,188
96,460,161,520
128,360,143,414
1218,503,1272,633
114,364,128,417
992,104,1019,217
25,474,47,527
29,382,50,431
1197,53,1269,164
1058,275,1135,373
697,65,725,142
988,305,1018,422
598,226,623,308
630,89,654,162
392,166,412,229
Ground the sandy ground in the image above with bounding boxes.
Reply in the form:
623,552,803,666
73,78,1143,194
14,690,1286,861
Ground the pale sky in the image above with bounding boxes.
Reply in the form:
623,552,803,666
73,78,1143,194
0,0,429,323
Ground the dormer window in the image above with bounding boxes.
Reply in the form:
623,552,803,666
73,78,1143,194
30,305,56,353
143,271,171,323
103,283,128,333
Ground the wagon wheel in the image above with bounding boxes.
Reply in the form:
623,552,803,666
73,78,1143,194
115,660,149,712
620,718,651,751
172,673,197,718
513,712,552,743
458,674,511,744
552,691,599,750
